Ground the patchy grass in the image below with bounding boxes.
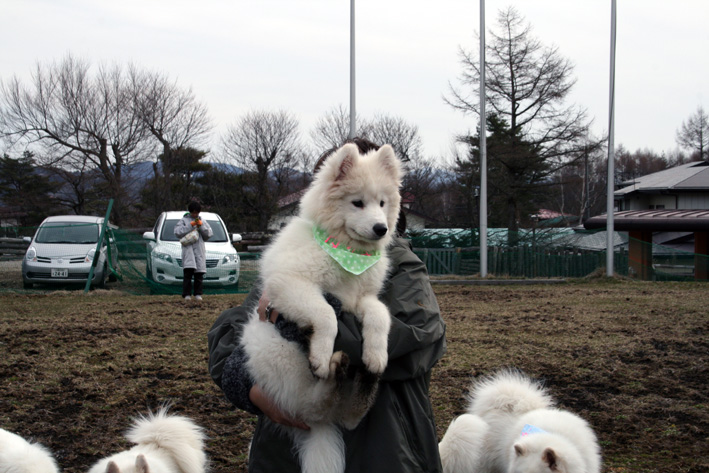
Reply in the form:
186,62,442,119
0,282,706,473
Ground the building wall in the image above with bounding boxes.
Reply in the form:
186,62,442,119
620,192,709,211
678,193,709,209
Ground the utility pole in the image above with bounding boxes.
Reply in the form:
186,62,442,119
606,0,617,276
349,0,356,139
479,0,488,277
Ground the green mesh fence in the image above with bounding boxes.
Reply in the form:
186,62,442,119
627,234,708,282
410,228,708,281
1,224,706,292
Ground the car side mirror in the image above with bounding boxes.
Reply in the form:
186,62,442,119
23,236,32,243
142,231,156,241
232,233,242,243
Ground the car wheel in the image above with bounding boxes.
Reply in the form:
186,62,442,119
108,267,118,282
23,281,33,289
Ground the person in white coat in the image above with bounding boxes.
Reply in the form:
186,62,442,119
174,201,213,301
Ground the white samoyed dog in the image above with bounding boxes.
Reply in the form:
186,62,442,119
87,408,207,473
241,142,403,473
439,370,601,473
0,428,59,473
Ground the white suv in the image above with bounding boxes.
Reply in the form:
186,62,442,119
143,211,242,288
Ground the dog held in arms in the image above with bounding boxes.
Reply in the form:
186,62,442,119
240,143,404,473
439,370,601,473
86,407,207,473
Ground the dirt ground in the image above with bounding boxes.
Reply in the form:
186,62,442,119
0,280,706,472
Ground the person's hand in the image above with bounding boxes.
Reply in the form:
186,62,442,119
249,384,310,430
258,295,279,323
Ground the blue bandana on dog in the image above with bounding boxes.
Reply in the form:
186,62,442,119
313,226,381,275
521,424,548,437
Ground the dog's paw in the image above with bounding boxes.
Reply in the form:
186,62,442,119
362,348,388,375
309,354,331,379
329,351,350,380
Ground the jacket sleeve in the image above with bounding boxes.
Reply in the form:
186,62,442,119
174,217,192,238
207,288,262,413
208,288,260,388
199,219,213,241
333,238,447,382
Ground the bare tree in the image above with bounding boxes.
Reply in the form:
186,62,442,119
309,104,372,152
363,113,446,220
550,139,608,224
676,106,708,161
129,66,212,212
221,110,302,230
615,145,668,183
0,55,150,223
364,114,423,164
446,7,600,232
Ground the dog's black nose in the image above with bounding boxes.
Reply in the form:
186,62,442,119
373,223,388,238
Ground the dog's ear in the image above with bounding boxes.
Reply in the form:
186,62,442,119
332,143,359,182
135,454,151,473
375,144,403,182
542,447,559,471
106,461,121,473
513,443,526,456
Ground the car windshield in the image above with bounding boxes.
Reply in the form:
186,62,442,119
35,222,99,244
161,219,228,243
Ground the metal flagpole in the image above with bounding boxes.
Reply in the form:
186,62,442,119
349,0,356,139
479,0,488,277
606,0,617,276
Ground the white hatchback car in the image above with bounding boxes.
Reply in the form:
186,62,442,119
22,215,118,289
143,211,242,289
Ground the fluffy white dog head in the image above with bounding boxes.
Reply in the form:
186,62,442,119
509,432,589,473
299,143,403,251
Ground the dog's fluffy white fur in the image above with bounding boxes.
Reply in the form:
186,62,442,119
242,143,403,473
439,370,601,473
0,428,59,473
86,408,207,473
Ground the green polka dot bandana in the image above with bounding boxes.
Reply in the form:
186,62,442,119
313,226,381,275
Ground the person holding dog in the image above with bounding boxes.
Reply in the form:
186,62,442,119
207,138,447,472
175,201,212,301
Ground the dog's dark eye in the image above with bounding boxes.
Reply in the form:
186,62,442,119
380,200,385,207
352,200,364,208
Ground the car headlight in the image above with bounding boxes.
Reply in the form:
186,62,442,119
222,253,238,264
155,252,173,263
26,247,36,261
85,248,96,262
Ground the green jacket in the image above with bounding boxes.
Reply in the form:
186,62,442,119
207,237,446,472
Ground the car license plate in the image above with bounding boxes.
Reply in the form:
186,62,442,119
51,269,68,278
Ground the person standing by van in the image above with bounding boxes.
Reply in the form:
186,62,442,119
174,201,212,301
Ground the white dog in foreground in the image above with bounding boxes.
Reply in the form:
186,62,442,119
241,143,403,473
439,370,601,473
87,408,207,473
0,428,59,473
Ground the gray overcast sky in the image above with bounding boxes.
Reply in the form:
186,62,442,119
2,0,708,161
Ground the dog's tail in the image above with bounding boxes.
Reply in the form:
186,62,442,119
438,414,489,473
126,407,207,473
292,423,345,473
467,369,554,420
